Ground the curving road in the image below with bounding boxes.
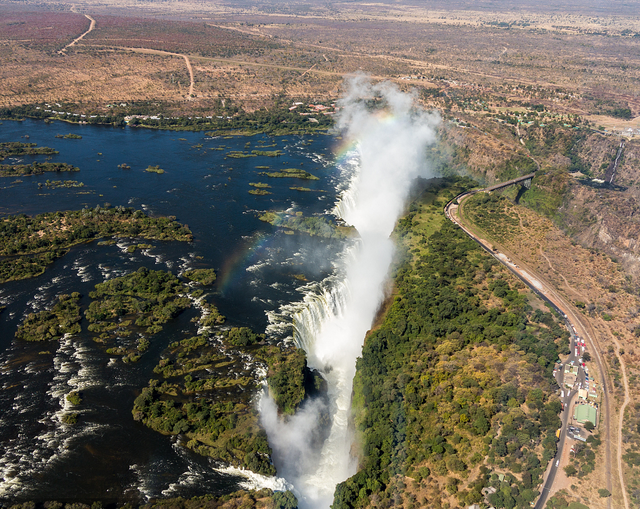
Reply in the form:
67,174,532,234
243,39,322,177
58,14,95,54
445,185,615,508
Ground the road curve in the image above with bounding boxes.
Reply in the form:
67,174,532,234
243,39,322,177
444,187,615,508
59,14,95,54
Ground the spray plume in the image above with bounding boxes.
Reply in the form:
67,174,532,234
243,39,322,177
260,75,440,508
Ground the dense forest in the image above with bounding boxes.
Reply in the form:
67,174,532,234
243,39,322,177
333,178,566,509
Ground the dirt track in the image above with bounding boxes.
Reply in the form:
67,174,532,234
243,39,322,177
59,14,96,54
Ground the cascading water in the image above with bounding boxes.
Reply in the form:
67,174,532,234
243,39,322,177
261,76,441,509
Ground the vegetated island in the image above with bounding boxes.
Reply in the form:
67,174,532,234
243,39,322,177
85,267,194,362
145,165,165,174
333,177,569,509
259,211,354,239
55,133,82,139
226,151,257,159
257,168,319,180
38,179,84,189
14,489,298,509
11,261,319,478
133,320,324,474
16,292,82,342
183,268,217,286
0,161,79,177
0,141,58,161
0,205,193,283
249,182,272,195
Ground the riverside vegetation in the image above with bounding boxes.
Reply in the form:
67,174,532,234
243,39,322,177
132,326,322,474
0,100,333,136
0,142,58,161
85,267,193,362
259,211,352,239
0,205,193,282
12,261,317,474
334,178,567,509
6,489,298,509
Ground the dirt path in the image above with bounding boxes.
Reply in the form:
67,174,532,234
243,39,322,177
604,322,631,509
182,54,195,99
59,14,95,54
300,63,317,77
98,47,196,99
91,45,403,85
538,248,582,300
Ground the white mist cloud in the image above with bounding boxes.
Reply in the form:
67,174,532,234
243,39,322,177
261,75,440,509
336,74,441,236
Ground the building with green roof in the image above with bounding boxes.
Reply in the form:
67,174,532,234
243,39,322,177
574,404,597,426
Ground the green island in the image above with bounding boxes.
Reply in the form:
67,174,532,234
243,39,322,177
249,182,273,195
226,151,256,159
183,268,217,286
55,133,82,139
85,268,192,361
259,211,353,239
118,163,131,170
11,490,299,509
66,391,83,406
0,141,58,161
133,324,320,474
251,150,283,157
257,168,319,180
0,206,192,283
126,243,153,253
15,293,82,342
39,179,85,189
62,413,79,425
145,165,165,174
289,186,312,192
0,162,79,177
333,178,568,509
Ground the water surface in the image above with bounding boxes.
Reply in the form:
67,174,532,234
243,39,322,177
0,119,342,504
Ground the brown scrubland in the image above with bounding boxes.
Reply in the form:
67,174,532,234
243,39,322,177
2,0,640,507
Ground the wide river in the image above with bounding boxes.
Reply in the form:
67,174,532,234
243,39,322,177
0,119,345,504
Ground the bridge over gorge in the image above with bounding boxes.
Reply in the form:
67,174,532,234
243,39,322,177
444,170,616,509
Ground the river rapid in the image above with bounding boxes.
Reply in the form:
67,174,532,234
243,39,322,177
0,119,344,504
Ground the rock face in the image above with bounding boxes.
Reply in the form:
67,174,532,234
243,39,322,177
560,180,640,279
445,116,640,282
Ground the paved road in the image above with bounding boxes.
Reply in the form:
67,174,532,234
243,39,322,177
444,189,610,508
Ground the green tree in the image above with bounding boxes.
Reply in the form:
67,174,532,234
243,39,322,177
273,491,298,509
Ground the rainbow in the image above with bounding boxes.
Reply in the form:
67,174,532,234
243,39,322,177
217,233,271,295
332,109,397,163
219,109,397,295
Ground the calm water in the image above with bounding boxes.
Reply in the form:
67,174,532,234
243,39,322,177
0,119,343,504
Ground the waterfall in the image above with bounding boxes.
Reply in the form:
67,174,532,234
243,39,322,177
260,76,441,509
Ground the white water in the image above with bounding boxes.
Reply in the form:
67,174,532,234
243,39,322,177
261,76,440,508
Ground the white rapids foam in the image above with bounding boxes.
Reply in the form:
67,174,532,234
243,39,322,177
261,76,440,509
